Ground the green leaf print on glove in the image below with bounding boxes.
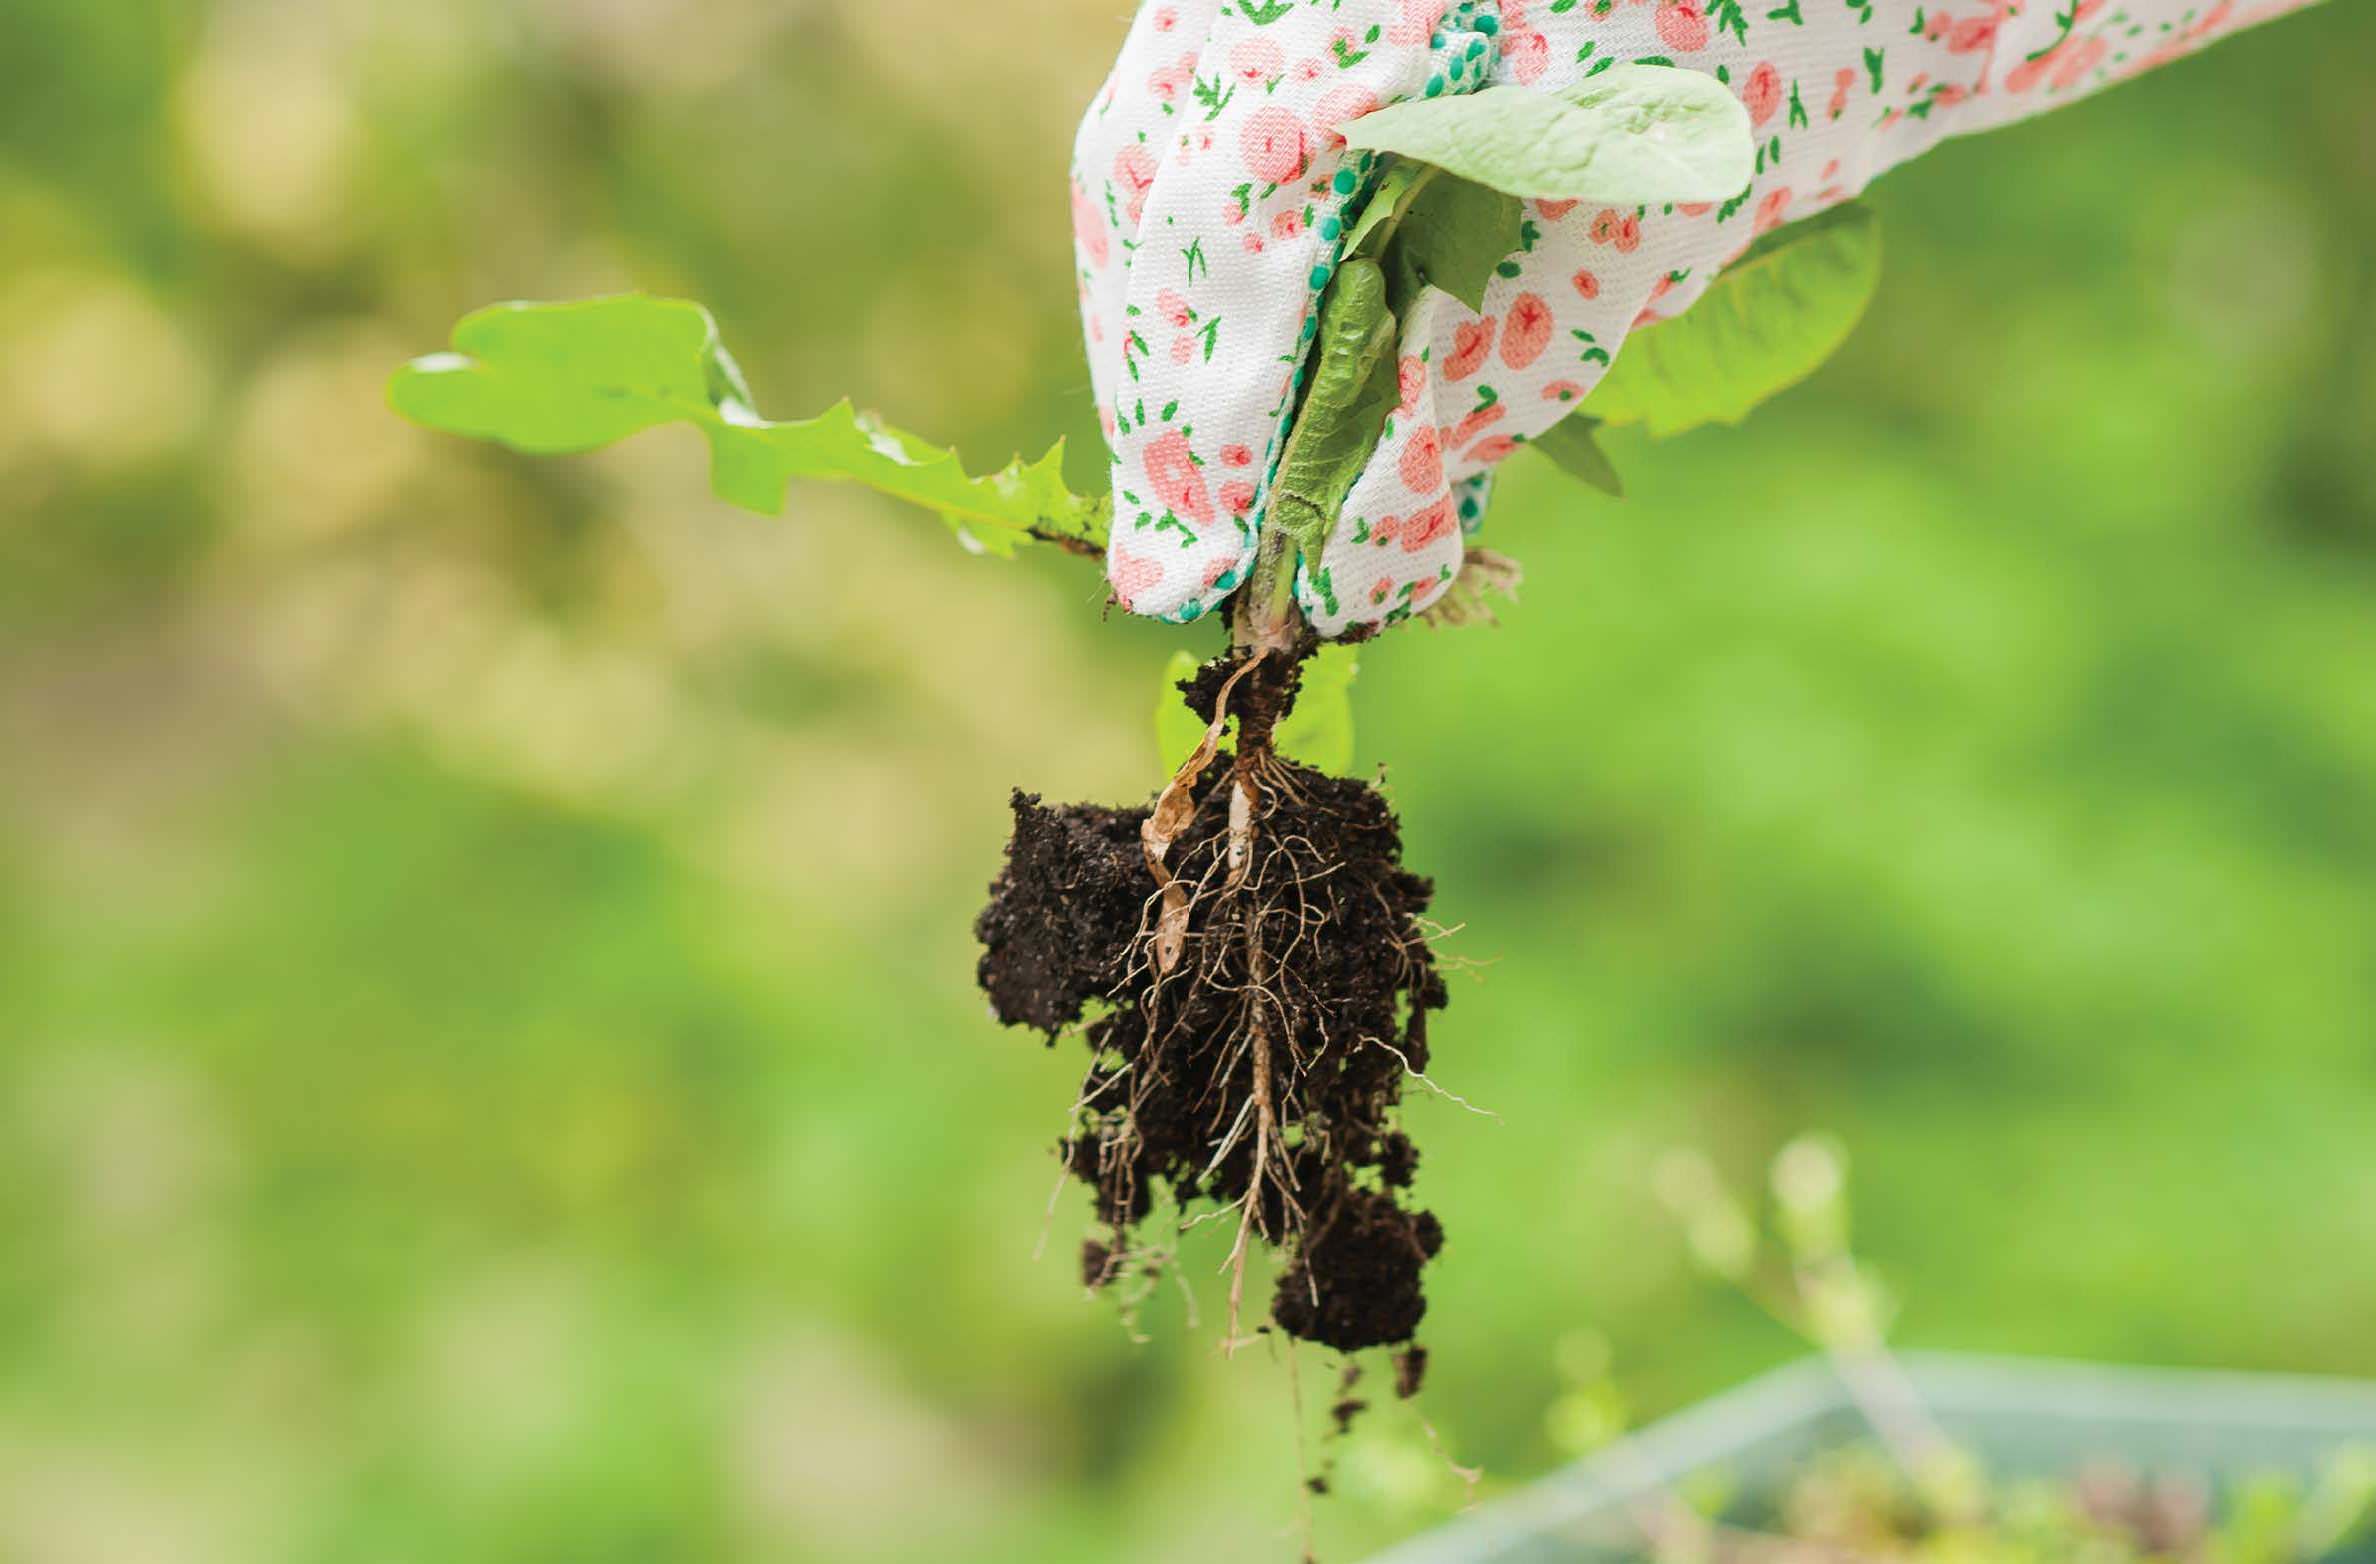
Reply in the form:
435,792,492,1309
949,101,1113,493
1591,202,1884,437
1341,66,1755,205
390,295,1108,556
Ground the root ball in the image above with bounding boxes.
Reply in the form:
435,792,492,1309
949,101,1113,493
976,657,1452,1366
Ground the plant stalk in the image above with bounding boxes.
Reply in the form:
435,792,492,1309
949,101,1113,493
1232,525,1305,659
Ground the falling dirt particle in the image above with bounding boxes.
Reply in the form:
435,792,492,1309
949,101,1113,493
1331,1361,1369,1435
1080,1239,1115,1290
1395,1346,1429,1400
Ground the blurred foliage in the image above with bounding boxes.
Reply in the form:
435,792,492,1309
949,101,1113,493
3,2,2374,1562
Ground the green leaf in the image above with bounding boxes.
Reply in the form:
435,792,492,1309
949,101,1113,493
1392,173,1525,315
389,295,1109,556
1345,160,1437,261
1157,650,1208,773
1591,202,1882,438
1529,414,1626,498
1274,644,1360,775
1156,645,1361,776
1270,259,1400,555
1267,164,1519,563
1340,67,1754,205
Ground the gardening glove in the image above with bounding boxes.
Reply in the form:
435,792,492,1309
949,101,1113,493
1073,0,2322,635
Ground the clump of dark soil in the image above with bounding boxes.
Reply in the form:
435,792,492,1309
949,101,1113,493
975,649,1451,1362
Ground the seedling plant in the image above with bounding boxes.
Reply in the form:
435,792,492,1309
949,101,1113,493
391,67,1882,1410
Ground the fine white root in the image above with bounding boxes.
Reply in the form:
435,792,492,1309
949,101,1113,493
1032,1162,1072,1263
1226,771,1258,891
1370,1037,1502,1121
1285,1340,1318,1563
1415,1408,1484,1506
1219,1073,1273,1354
1222,984,1287,1357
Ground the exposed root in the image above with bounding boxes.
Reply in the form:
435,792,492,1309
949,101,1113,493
1034,1162,1071,1264
976,647,1454,1383
1285,1341,1320,1562
1415,1408,1484,1507
1145,650,1268,975
1222,969,1286,1354
1371,1037,1502,1121
1226,771,1258,891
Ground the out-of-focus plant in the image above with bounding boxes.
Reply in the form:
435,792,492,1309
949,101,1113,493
1637,1136,2376,1564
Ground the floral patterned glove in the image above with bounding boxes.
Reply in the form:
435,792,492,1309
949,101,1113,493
1073,0,2317,635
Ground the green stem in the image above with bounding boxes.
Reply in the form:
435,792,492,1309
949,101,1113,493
1232,525,1303,659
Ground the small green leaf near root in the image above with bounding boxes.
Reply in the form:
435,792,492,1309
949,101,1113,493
1158,645,1360,775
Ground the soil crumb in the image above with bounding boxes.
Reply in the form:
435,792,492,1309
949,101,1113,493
976,651,1451,1365
1394,1346,1429,1400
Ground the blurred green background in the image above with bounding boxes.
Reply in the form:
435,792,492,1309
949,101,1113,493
4,2,2374,1559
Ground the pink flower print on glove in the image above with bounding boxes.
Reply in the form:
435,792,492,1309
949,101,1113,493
1072,0,2325,636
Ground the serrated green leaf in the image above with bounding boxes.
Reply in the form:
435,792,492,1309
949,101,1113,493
1529,414,1626,498
1156,646,1360,776
389,295,1109,555
1394,173,1524,315
1341,67,1753,205
1592,202,1882,438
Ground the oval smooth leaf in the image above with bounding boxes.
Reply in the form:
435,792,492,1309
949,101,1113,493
1591,202,1883,437
1341,67,1754,204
